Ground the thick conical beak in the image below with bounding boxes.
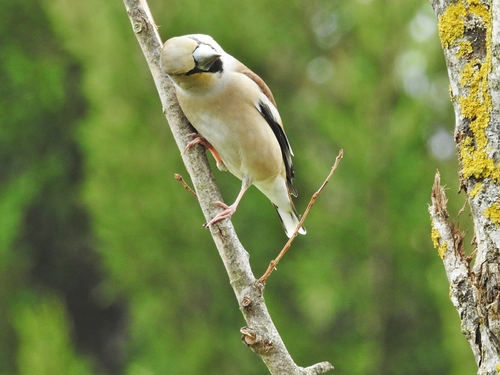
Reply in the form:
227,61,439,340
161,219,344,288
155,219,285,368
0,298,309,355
193,44,221,71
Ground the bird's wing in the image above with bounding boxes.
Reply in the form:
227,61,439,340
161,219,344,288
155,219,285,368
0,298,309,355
239,68,278,108
234,61,297,196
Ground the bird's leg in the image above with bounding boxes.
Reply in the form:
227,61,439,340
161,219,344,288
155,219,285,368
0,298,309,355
185,133,227,171
204,175,251,228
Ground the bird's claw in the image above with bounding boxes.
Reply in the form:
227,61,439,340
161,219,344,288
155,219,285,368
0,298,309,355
184,133,206,152
203,201,236,228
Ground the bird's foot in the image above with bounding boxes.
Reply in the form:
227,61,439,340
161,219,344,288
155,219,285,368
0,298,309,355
204,201,236,228
184,133,210,151
185,134,227,171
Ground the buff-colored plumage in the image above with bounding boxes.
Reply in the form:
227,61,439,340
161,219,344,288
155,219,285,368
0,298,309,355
161,34,305,237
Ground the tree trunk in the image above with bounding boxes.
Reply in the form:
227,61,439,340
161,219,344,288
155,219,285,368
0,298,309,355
429,0,500,373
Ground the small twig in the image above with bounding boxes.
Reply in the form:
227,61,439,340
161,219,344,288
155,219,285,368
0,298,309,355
457,197,468,217
259,149,344,283
174,173,197,198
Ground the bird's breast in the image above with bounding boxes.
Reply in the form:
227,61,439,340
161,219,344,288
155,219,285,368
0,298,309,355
177,86,284,184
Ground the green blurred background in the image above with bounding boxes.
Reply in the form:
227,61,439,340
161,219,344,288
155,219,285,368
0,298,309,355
1,0,477,374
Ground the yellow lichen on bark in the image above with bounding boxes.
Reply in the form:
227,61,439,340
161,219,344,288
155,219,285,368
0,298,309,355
431,226,447,259
470,182,483,197
457,40,473,57
460,136,495,180
484,201,500,225
438,0,492,176
438,3,465,48
437,1,500,223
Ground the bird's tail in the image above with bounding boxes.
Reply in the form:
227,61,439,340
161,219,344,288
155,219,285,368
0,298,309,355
273,203,306,238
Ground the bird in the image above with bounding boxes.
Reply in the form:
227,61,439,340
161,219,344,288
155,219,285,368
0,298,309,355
160,34,306,237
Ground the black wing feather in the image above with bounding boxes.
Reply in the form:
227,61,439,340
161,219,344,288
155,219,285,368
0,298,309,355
257,101,297,197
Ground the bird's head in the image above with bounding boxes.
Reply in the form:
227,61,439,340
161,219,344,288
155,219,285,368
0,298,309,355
161,34,224,83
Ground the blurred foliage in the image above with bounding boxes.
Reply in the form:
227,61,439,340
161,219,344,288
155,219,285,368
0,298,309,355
14,294,94,375
0,0,477,374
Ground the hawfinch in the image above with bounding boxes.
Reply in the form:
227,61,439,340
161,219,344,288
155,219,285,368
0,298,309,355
161,34,306,237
